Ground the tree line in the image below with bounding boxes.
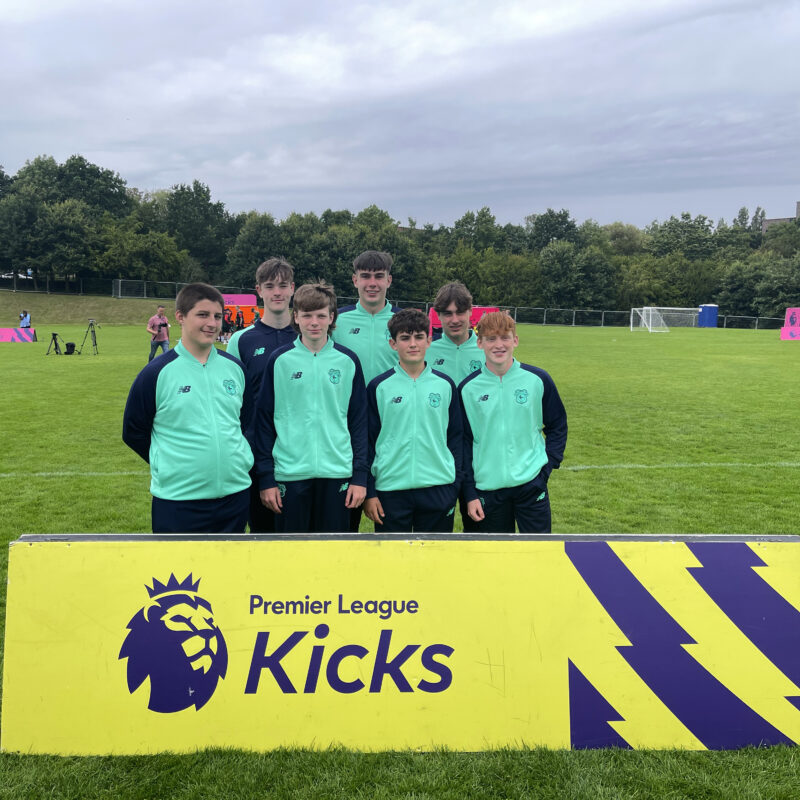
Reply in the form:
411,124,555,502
1,155,798,317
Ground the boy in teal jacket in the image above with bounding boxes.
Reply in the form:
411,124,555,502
365,308,462,532
459,311,567,533
123,283,253,533
255,282,367,532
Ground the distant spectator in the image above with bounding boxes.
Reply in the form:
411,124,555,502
19,310,31,328
146,304,170,362
235,306,244,331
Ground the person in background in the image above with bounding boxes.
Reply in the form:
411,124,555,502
146,304,170,362
19,310,31,328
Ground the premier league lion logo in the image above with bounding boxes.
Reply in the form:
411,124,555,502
119,574,228,713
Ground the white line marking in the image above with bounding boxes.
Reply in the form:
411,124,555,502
2,462,800,479
0,471,150,478
564,462,800,471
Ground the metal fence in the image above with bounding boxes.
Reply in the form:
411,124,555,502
1,277,786,330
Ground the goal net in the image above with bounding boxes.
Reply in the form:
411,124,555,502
630,306,699,332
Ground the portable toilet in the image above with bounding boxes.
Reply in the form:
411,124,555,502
698,304,718,328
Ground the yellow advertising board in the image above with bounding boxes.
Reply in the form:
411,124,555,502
2,534,800,754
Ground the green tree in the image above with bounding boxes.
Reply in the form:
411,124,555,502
221,212,282,287
59,155,132,217
0,165,12,200
575,245,618,307
97,217,186,280
0,185,41,277
647,213,715,260
715,255,768,316
754,254,800,317
165,180,238,279
605,222,647,256
29,199,99,287
525,208,578,252
763,220,800,258
539,240,580,306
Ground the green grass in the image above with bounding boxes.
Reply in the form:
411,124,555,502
0,287,179,325
1,297,799,797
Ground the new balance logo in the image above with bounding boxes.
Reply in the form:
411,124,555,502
391,396,403,404
254,347,265,356
290,372,303,380
477,394,489,402
434,358,445,365
177,385,191,394
349,328,361,335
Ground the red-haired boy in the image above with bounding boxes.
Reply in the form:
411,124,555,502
459,312,567,533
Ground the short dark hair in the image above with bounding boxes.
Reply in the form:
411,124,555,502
388,308,429,340
255,257,294,285
433,281,473,314
352,250,393,274
292,282,338,332
176,283,224,315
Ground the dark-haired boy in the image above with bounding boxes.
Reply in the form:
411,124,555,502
365,308,462,532
123,283,253,533
332,250,399,385
226,258,297,532
255,282,367,533
333,250,400,531
428,282,484,384
459,312,567,533
428,281,485,532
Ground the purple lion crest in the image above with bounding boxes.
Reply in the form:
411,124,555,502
119,574,228,713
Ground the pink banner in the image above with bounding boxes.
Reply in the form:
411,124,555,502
222,294,257,306
0,328,37,343
780,307,800,340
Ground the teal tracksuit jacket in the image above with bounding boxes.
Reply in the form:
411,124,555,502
332,301,399,384
459,360,567,501
367,364,462,496
427,331,484,384
254,337,368,489
122,341,253,501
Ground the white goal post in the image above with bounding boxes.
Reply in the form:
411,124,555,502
630,306,700,332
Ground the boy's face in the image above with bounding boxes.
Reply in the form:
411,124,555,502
257,277,294,314
478,331,519,371
438,302,471,343
176,299,223,351
390,330,431,369
353,269,392,308
294,306,333,345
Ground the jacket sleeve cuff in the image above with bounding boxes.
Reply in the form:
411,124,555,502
351,470,368,487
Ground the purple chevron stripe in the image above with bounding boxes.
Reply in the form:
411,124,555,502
0,327,36,342
568,659,632,749
566,541,794,748
687,542,800,691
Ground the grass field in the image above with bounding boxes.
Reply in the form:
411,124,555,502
1,292,799,798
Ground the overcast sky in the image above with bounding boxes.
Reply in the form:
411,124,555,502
2,0,798,228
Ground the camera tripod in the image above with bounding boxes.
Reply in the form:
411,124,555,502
78,319,100,355
46,332,65,355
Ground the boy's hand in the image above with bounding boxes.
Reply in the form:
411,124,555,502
345,483,366,509
260,487,282,513
364,496,385,524
467,499,485,522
